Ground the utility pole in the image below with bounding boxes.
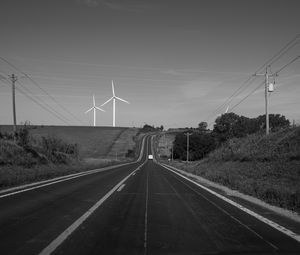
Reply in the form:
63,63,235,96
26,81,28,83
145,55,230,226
185,132,192,163
255,66,277,135
9,74,17,137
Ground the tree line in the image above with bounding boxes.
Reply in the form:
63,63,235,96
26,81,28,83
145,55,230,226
172,113,290,161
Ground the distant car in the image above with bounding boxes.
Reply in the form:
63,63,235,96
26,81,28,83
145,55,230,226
148,155,153,160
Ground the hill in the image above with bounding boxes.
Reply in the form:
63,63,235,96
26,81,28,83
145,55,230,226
0,125,139,160
159,127,300,213
0,125,140,189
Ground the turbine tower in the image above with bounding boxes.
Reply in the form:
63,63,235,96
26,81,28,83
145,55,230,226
101,80,129,127
85,95,105,127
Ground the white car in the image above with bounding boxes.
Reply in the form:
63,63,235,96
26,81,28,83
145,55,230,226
148,155,153,160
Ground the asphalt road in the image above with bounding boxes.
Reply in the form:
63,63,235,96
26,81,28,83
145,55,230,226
0,136,300,255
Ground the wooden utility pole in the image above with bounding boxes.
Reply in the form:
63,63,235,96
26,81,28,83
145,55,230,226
255,67,277,135
185,133,192,163
9,74,17,136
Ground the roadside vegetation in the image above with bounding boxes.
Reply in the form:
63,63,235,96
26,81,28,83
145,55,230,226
158,113,300,213
0,124,141,189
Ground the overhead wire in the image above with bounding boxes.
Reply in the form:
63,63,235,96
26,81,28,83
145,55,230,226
16,80,73,125
275,55,300,75
254,33,299,74
205,34,300,122
218,55,299,117
0,56,84,125
230,81,265,112
0,76,71,125
16,81,72,125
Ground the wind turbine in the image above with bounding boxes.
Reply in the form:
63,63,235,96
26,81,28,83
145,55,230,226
85,95,105,127
101,80,130,127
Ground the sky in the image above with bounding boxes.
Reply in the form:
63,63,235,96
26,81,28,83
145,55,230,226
0,0,299,129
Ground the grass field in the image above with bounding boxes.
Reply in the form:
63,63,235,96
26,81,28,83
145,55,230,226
0,125,141,189
0,125,139,159
160,127,300,213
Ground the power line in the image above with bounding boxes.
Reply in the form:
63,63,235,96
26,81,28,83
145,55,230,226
230,81,265,112
1,77,71,125
16,80,72,125
254,34,299,74
208,76,257,118
205,34,300,121
275,55,300,74
0,56,84,125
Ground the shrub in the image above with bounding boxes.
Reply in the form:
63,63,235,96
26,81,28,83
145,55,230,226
0,140,39,167
39,136,79,163
16,126,30,148
207,126,300,162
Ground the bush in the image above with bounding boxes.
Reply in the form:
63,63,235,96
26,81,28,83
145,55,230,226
125,149,135,158
208,126,300,162
39,136,79,164
16,126,30,148
0,140,39,167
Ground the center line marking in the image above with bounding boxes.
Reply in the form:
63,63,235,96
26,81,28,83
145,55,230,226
117,184,126,192
39,163,144,255
144,169,149,255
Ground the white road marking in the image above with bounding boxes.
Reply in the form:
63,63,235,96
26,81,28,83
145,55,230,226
117,184,126,192
132,172,136,176
0,136,148,199
0,169,108,199
144,168,149,255
39,164,142,255
39,137,149,255
161,163,300,244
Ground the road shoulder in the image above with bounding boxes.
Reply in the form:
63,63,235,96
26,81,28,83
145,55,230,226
160,162,300,235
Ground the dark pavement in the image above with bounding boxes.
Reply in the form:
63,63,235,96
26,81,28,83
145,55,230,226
1,136,300,254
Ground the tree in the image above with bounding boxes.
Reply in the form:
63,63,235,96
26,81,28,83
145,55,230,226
198,122,208,133
212,113,240,143
173,132,215,161
256,114,290,131
232,116,259,138
140,124,156,132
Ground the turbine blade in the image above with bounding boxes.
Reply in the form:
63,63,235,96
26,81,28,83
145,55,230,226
95,106,105,112
115,96,130,104
101,97,113,106
93,94,95,106
85,107,94,114
112,80,115,97
225,106,229,113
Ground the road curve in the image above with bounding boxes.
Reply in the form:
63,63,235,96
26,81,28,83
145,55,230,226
0,135,300,255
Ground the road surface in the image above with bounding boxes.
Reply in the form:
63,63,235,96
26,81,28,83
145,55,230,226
0,135,300,254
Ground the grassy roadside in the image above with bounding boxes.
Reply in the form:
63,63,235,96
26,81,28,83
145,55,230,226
0,158,132,190
0,126,142,190
159,127,300,213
